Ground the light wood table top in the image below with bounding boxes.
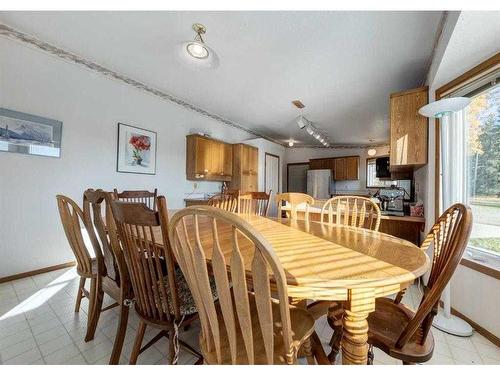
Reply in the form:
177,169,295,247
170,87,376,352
163,212,429,300
162,211,430,364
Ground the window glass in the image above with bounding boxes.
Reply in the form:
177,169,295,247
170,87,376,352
366,158,394,188
466,84,500,257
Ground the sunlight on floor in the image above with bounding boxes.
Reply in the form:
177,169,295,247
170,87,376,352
1,268,78,321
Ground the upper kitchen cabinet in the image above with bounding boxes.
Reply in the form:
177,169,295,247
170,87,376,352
334,156,359,181
186,134,233,181
309,156,359,180
229,143,259,192
389,86,429,170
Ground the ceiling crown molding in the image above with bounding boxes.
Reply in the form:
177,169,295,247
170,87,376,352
0,23,283,147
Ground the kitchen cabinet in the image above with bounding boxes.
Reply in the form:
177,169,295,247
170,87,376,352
229,143,258,192
309,156,359,181
334,156,359,181
390,86,428,170
334,158,346,180
186,134,232,181
345,156,359,180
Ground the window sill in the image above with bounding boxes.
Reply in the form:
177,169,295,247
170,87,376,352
461,249,500,280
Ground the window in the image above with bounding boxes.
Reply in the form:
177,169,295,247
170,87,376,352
466,83,500,258
366,158,394,188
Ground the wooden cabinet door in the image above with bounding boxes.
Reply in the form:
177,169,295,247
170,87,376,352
390,87,428,167
309,159,322,169
241,145,250,174
222,143,233,178
345,157,359,180
334,158,346,180
248,146,258,176
195,137,211,175
208,140,222,179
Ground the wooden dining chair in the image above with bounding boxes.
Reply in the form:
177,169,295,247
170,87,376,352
168,206,316,364
110,196,208,365
276,192,314,220
113,188,158,210
56,195,98,341
320,196,381,231
238,190,272,216
207,190,239,213
82,189,132,364
327,203,473,365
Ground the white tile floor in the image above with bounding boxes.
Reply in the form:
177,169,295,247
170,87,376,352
1,267,499,365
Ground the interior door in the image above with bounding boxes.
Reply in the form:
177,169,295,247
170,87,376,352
265,153,280,216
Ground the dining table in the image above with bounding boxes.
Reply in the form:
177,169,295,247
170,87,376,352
159,210,430,365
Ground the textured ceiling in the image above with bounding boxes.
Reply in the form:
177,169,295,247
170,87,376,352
0,11,443,146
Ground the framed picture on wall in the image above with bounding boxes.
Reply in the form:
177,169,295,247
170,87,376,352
0,107,63,158
116,122,157,175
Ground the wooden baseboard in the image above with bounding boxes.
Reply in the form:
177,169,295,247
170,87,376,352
0,261,76,284
439,301,500,347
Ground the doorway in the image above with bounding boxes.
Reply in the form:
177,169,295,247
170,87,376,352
265,153,280,216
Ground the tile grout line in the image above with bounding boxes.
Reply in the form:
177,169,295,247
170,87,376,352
9,277,45,364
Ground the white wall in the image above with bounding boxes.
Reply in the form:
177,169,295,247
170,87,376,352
284,145,390,192
0,37,284,277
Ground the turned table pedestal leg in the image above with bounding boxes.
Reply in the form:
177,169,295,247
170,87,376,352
341,288,375,365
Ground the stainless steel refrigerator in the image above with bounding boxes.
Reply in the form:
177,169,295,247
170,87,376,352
307,169,333,199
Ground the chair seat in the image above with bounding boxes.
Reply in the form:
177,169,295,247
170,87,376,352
161,267,218,316
200,292,315,364
367,297,434,363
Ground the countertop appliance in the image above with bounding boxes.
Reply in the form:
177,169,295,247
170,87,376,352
307,169,333,199
375,186,409,216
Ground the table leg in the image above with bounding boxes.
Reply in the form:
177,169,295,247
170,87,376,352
341,288,375,365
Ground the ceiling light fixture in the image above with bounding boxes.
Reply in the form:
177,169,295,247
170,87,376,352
367,139,376,156
288,141,294,147
419,97,471,118
296,115,308,129
292,100,330,147
179,23,219,69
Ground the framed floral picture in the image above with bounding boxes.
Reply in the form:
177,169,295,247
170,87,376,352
116,123,157,175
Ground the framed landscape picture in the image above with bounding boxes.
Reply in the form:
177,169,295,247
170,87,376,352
0,108,62,158
116,122,157,175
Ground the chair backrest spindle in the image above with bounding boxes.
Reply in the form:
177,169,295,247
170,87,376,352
275,193,314,220
113,189,158,210
238,191,272,216
56,195,94,276
168,206,295,364
111,197,180,322
320,196,381,231
396,204,472,349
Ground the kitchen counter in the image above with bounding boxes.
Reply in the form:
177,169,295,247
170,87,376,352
184,198,210,206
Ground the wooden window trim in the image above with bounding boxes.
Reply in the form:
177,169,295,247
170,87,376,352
434,52,500,278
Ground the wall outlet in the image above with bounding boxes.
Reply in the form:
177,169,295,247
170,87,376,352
193,182,198,190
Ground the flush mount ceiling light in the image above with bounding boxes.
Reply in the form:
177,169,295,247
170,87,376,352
367,139,377,156
288,141,294,147
419,97,471,118
178,23,219,69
